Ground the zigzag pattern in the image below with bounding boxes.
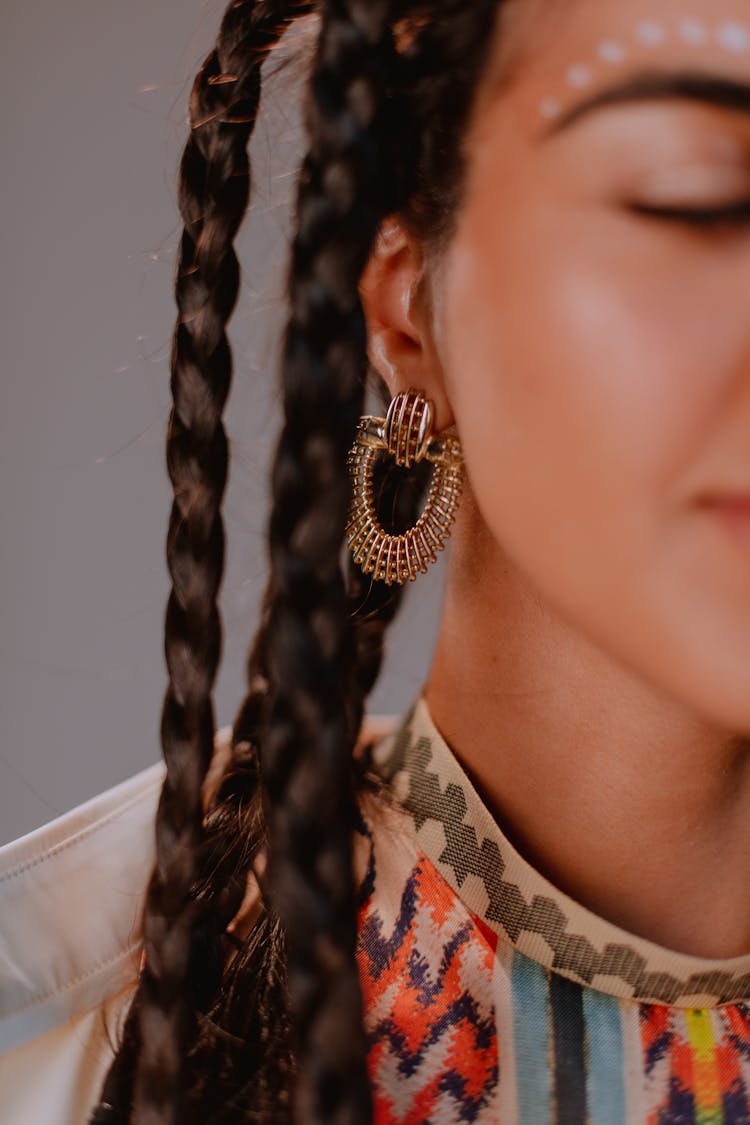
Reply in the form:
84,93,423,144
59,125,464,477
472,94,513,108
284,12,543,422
636,1003,750,1122
357,852,498,1123
356,707,750,1122
377,718,750,1005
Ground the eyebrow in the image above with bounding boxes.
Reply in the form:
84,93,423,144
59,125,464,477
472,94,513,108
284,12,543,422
541,69,750,138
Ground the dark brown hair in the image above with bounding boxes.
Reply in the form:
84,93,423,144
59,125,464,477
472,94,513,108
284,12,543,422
89,1,503,1121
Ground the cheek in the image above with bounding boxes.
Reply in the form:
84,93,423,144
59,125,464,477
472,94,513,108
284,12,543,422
431,127,750,724
435,192,750,730
439,202,739,595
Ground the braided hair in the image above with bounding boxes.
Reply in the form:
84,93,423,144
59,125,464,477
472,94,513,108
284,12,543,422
90,1,503,1121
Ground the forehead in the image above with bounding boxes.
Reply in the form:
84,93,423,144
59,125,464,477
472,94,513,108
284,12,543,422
495,0,750,55
479,0,750,124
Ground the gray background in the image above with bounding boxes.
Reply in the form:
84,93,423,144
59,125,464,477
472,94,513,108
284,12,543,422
1,1,444,845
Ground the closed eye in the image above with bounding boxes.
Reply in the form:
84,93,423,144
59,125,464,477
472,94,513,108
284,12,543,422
626,199,750,228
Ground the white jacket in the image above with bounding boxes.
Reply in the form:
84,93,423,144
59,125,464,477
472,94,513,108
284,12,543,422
0,758,164,1124
0,715,397,1124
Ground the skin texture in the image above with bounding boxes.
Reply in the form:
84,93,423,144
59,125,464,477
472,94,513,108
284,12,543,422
359,0,750,958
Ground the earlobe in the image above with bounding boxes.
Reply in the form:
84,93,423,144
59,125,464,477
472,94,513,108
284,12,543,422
359,217,455,431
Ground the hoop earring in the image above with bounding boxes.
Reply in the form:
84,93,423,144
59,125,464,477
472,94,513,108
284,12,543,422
346,388,464,586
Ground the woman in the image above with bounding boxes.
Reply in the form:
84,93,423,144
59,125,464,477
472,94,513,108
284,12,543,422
3,0,750,1121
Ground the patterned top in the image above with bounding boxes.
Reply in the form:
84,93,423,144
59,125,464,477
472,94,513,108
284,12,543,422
355,696,750,1124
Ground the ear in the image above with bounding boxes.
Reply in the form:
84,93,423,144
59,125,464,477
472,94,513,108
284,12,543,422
359,216,455,431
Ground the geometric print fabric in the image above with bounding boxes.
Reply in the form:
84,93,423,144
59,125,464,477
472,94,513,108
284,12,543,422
354,696,750,1122
370,698,750,1008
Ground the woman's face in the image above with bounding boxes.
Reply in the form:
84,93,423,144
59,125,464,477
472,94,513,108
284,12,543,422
430,0,750,731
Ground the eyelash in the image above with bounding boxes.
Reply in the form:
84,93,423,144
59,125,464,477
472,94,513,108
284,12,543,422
627,199,750,229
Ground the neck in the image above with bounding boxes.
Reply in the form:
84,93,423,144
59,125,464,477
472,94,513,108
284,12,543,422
424,513,750,959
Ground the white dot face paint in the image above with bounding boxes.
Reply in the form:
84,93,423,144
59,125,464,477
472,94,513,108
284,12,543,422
566,64,593,88
678,18,709,45
537,16,750,122
716,22,750,53
635,21,667,47
597,40,627,64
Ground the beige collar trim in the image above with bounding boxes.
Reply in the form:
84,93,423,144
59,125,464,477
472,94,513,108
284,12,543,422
372,696,750,1008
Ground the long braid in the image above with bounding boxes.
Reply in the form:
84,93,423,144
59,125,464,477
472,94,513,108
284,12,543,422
259,3,407,1119
90,5,313,1123
186,4,503,1120
93,1,506,1121
136,6,324,1117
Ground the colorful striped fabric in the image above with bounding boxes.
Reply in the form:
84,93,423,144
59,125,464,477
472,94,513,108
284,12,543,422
354,697,750,1124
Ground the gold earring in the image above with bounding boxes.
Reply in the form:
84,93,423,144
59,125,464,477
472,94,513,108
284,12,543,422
346,388,464,586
